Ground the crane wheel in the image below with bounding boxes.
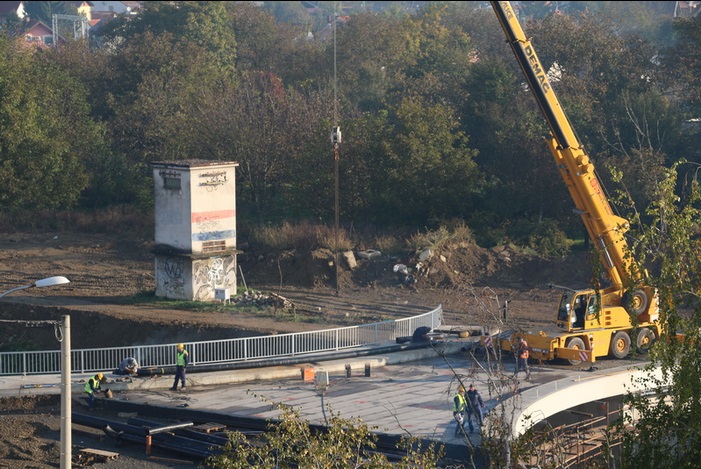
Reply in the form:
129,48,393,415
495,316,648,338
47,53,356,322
610,331,631,359
635,328,656,354
566,337,586,366
623,290,648,315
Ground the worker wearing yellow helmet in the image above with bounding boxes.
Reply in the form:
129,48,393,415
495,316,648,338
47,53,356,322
170,343,189,391
83,372,106,410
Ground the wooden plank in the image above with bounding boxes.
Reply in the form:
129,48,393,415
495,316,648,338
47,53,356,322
79,448,119,459
192,422,227,433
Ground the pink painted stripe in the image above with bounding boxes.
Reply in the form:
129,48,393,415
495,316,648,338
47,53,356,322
191,210,235,223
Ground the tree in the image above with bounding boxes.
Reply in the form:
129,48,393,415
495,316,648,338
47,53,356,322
22,1,69,25
333,11,416,113
205,397,443,468
610,161,701,466
105,31,232,162
659,14,701,168
401,3,474,108
96,1,237,74
186,71,332,221
376,95,485,225
460,7,675,244
227,1,306,74
263,1,312,28
38,40,143,209
0,36,96,210
661,14,701,118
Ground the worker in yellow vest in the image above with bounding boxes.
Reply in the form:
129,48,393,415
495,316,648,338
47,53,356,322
84,373,105,410
452,385,467,437
170,343,189,391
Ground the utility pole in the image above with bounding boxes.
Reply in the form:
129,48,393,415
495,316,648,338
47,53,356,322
60,315,71,469
0,277,71,467
332,1,341,296
332,127,341,295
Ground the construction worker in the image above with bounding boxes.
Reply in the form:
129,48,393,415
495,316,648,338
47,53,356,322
516,337,531,379
170,343,188,391
465,383,486,433
452,385,467,436
116,357,139,376
84,373,105,410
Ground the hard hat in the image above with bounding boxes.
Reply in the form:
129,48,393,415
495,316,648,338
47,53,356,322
96,373,104,380
177,343,184,350
458,385,466,392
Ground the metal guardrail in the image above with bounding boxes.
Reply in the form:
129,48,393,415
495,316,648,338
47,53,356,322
0,305,443,376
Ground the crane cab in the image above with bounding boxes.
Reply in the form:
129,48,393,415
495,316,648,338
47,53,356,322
556,290,598,331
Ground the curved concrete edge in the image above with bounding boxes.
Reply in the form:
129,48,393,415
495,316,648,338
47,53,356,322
510,363,665,437
0,340,468,398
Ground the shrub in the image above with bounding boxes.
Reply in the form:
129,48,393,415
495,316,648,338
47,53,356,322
513,220,574,258
250,221,354,251
407,221,474,253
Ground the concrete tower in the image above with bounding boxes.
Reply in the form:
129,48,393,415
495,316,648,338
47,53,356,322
150,160,239,301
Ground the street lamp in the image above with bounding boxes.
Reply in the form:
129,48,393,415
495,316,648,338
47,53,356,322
0,276,71,468
0,276,69,298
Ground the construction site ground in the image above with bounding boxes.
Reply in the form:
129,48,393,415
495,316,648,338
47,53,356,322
0,230,595,467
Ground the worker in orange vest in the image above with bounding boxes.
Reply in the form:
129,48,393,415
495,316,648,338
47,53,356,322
516,337,530,379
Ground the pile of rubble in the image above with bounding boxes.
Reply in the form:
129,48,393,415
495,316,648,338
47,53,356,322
230,290,292,309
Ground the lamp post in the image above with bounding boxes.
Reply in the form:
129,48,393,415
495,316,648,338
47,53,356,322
331,127,342,295
0,276,71,468
0,276,70,298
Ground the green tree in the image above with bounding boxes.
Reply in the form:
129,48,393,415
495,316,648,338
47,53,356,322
263,1,312,28
662,14,701,117
378,95,485,225
22,1,69,25
96,1,237,74
38,40,144,208
227,1,304,74
0,37,96,210
461,8,674,243
611,161,701,466
461,57,569,228
206,400,443,468
659,14,701,168
401,3,474,107
184,71,332,221
333,11,416,112
329,111,394,224
106,31,232,163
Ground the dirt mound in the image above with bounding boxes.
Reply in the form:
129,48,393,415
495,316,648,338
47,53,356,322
240,240,503,290
239,239,586,293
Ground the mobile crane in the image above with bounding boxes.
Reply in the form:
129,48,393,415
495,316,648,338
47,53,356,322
489,1,661,365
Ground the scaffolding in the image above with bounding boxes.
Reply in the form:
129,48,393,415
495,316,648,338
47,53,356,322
52,13,89,44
